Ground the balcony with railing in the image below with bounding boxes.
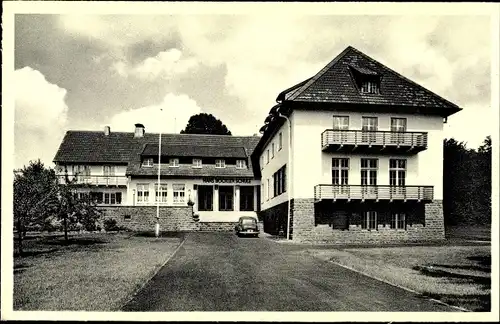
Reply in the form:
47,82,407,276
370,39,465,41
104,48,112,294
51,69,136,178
57,175,128,187
314,185,433,202
321,130,428,153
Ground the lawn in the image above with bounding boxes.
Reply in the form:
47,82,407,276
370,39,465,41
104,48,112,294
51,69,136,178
13,231,183,311
308,244,491,312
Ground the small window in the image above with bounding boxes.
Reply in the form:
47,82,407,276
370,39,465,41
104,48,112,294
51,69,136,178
271,143,275,158
360,81,379,94
155,183,168,203
143,158,153,167
137,184,150,203
124,214,131,220
278,132,283,150
236,160,247,169
266,150,270,164
215,159,225,168
192,159,202,168
169,158,179,167
173,184,185,204
103,165,115,176
391,213,406,230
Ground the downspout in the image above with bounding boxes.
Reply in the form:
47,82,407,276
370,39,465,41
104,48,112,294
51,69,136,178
277,109,292,240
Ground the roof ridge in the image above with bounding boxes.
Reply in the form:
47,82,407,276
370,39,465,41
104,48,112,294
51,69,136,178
348,46,461,109
287,46,354,101
66,130,260,138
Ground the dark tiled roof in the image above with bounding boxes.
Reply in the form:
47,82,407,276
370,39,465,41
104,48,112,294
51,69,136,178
141,144,247,158
277,46,461,113
53,131,260,178
125,163,254,178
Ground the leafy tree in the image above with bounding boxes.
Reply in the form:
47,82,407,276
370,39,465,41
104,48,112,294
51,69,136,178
57,173,102,241
443,136,491,226
180,113,232,135
14,160,59,255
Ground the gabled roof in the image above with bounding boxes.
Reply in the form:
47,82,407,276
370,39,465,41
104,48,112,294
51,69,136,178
53,131,260,166
276,46,461,115
141,144,248,158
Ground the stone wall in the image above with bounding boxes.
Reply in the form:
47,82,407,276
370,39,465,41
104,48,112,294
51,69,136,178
290,199,445,244
258,200,289,237
98,206,198,232
198,222,237,232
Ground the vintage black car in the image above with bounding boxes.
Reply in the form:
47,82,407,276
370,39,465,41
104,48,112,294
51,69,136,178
235,216,259,237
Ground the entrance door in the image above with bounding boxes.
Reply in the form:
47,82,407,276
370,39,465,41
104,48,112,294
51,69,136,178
239,186,254,211
219,186,234,211
361,158,378,197
198,186,213,211
332,116,349,143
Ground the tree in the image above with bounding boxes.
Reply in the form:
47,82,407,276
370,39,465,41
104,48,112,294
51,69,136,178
180,113,232,135
57,172,102,242
14,160,59,255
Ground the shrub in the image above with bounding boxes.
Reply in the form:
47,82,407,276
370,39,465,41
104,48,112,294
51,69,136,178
103,218,119,232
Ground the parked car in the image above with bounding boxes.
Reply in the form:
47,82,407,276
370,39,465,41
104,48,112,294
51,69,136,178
235,216,259,237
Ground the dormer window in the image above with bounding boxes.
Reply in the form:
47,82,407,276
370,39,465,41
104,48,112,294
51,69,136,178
192,158,202,168
143,158,153,167
349,65,381,95
360,80,379,94
169,158,179,167
236,160,247,169
215,159,225,168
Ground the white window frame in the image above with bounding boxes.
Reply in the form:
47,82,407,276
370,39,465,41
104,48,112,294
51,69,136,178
104,192,122,205
361,80,379,94
169,158,179,167
155,183,168,203
236,159,247,169
172,184,186,204
278,132,283,151
142,158,154,167
192,158,202,168
215,159,226,168
103,165,116,176
391,212,406,230
362,211,378,230
137,183,150,203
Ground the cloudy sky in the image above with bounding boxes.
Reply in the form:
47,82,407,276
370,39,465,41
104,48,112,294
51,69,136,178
9,3,497,169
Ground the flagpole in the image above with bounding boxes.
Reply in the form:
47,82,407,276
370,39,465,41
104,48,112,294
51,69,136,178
156,110,162,238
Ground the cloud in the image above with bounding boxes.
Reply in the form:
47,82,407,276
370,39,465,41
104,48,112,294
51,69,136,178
108,93,203,134
111,48,199,80
14,67,69,169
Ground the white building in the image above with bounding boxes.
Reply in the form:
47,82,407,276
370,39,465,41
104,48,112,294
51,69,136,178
253,46,461,243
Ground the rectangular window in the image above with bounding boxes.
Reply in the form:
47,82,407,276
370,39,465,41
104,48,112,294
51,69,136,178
272,143,275,158
332,158,349,185
90,192,103,204
361,81,379,94
236,160,247,169
261,183,265,204
239,186,254,211
103,165,115,176
142,158,154,167
391,118,408,144
192,158,202,168
362,211,378,230
278,132,283,150
391,212,406,230
218,186,234,211
266,179,270,201
169,158,179,167
197,185,213,211
266,150,270,164
172,184,185,204
362,117,378,143
260,156,264,170
361,158,378,196
215,159,226,168
272,165,287,197
332,116,349,130
72,165,91,181
155,183,168,203
389,159,407,196
103,192,121,205
137,184,149,203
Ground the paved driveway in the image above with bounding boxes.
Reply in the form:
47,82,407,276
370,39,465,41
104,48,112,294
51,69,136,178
122,232,457,311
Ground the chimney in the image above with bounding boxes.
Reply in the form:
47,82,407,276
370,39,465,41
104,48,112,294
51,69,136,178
134,123,145,138
104,126,111,136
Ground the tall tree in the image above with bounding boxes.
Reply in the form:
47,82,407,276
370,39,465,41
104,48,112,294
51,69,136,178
14,160,59,255
180,113,232,135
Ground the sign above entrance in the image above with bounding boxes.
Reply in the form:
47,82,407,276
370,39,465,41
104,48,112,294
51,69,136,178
202,177,252,184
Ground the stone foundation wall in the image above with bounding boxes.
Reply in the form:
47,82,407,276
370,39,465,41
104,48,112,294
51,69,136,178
258,201,289,237
98,206,198,232
198,222,237,232
290,199,445,244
